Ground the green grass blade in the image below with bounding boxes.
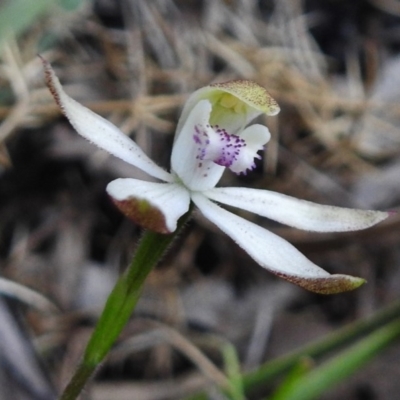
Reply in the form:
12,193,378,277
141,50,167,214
186,300,400,400
270,319,400,400
223,343,245,400
269,358,313,400
243,300,400,391
0,0,55,42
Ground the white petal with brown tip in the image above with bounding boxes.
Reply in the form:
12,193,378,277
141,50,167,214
41,58,172,183
191,193,365,294
107,179,190,233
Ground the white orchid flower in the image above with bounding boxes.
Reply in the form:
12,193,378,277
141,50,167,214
42,59,389,294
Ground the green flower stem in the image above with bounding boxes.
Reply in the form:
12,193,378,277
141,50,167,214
59,208,192,400
58,363,95,400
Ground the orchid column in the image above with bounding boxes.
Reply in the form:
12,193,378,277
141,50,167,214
40,57,389,399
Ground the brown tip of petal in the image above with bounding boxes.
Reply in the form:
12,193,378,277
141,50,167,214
275,272,366,295
39,55,63,110
111,197,171,234
210,80,280,116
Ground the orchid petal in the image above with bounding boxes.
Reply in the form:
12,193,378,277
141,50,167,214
41,58,172,183
107,179,190,233
176,80,279,138
229,124,271,174
204,187,389,232
171,100,225,191
192,193,365,294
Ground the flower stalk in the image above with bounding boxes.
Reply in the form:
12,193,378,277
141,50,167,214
59,208,192,400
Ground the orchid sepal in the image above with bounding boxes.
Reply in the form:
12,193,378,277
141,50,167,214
203,187,390,232
191,192,367,295
106,179,190,234
41,57,172,183
275,273,366,295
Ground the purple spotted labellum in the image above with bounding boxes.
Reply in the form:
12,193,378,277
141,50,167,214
42,58,389,294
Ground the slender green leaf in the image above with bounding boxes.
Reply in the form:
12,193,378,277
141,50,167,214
223,343,245,400
59,0,84,11
0,0,85,53
243,300,400,391
269,358,313,400
270,319,400,400
187,300,400,400
0,0,55,42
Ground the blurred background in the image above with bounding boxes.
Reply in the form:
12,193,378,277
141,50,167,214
1,0,400,399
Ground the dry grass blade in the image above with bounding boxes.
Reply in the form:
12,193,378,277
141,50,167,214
111,324,229,389
91,374,207,400
0,299,56,399
0,277,59,314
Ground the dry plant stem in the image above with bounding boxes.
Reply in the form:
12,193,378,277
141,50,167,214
59,208,193,400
